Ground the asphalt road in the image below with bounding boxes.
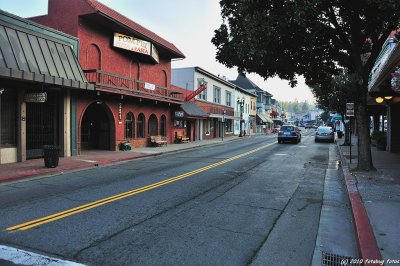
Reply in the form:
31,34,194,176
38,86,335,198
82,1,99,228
0,129,331,266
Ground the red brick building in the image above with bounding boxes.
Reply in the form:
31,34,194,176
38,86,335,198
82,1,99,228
30,0,185,150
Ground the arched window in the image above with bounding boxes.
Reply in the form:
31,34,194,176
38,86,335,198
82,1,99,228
86,44,101,70
162,70,168,87
125,112,135,139
160,115,167,136
148,114,158,136
137,113,145,138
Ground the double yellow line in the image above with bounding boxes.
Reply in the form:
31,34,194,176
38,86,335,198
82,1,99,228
6,141,276,231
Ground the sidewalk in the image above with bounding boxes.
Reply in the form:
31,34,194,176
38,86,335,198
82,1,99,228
337,136,400,263
0,135,262,185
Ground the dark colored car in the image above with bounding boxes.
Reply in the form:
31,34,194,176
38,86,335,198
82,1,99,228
304,123,313,129
315,126,334,143
278,125,301,144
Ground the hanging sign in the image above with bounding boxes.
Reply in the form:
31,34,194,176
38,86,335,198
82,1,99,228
151,44,159,63
24,92,47,103
175,111,184,118
144,82,156,91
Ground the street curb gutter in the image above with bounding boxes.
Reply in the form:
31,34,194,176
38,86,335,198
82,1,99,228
0,153,160,185
337,144,383,264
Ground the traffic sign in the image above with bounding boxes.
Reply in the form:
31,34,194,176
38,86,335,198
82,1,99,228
346,103,354,117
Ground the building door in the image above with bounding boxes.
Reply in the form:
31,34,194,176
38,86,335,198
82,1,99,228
81,102,114,150
26,92,59,159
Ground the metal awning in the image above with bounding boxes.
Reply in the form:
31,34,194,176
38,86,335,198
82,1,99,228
257,113,273,123
0,22,93,90
180,102,208,118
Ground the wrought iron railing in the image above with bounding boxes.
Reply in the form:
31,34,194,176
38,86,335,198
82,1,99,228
83,69,184,101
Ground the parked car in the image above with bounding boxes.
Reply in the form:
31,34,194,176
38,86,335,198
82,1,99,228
278,125,301,144
304,123,313,129
315,126,334,143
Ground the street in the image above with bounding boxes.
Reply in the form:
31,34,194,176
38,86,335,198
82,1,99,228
0,130,332,265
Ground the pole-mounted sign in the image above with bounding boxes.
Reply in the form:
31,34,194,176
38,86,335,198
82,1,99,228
346,103,354,117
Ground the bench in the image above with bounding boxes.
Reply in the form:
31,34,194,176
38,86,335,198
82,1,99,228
176,132,190,143
150,135,168,147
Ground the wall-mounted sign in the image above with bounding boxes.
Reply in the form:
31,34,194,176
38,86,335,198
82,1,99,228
175,111,185,118
24,92,47,103
144,82,156,91
151,44,159,63
118,103,122,121
113,32,151,56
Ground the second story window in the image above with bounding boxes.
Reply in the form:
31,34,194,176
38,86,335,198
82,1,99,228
197,79,207,100
213,86,221,104
226,91,232,106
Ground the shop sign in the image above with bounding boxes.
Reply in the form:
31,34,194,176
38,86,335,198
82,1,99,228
175,111,184,118
118,103,122,122
144,82,156,91
24,92,47,103
151,44,159,63
113,32,151,56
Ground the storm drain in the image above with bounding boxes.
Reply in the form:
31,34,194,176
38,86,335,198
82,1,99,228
322,251,361,266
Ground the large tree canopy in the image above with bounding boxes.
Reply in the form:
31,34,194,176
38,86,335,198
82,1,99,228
212,0,400,170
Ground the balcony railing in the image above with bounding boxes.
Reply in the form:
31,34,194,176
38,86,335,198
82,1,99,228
200,105,234,116
83,69,184,102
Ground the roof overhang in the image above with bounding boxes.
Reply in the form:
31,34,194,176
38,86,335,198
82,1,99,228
79,12,185,60
368,42,400,94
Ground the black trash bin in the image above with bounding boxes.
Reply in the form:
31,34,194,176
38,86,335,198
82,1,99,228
43,145,59,168
337,131,343,139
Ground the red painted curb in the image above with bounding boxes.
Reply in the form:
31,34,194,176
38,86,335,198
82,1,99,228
342,167,383,265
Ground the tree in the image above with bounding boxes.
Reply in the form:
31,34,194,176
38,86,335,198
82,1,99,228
311,69,359,146
301,101,309,112
212,0,400,170
320,110,329,123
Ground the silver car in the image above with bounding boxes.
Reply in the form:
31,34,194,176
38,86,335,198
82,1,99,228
315,126,334,143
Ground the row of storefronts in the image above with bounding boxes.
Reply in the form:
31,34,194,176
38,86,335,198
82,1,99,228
0,0,264,164
0,0,273,165
368,36,400,152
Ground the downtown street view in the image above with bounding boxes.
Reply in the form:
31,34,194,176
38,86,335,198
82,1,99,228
0,1,400,266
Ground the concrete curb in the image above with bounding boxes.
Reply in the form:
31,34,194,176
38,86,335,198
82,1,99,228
337,142,383,263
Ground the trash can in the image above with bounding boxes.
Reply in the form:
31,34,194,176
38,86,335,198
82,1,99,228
43,145,59,168
337,131,343,139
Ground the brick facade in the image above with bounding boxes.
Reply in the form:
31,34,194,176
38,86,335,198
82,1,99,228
30,0,184,149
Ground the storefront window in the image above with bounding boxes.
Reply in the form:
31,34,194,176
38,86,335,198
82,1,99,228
160,115,167,136
225,119,233,132
137,113,145,138
125,112,135,139
148,114,158,136
1,89,17,147
204,120,210,135
174,120,186,128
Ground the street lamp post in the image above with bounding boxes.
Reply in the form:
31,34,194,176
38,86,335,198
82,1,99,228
237,98,245,137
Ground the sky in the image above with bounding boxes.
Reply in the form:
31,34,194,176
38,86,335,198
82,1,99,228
0,0,315,103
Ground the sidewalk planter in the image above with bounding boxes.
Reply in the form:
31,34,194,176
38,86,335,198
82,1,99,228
119,142,132,151
43,145,60,168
